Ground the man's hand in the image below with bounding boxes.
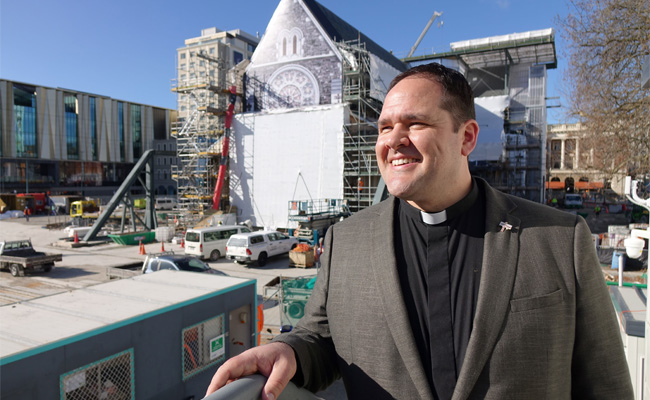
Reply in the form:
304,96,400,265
205,342,297,400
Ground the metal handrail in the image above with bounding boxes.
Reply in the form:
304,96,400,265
202,373,323,400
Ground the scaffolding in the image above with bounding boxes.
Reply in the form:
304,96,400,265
337,40,385,212
171,49,232,214
403,29,556,203
492,64,547,202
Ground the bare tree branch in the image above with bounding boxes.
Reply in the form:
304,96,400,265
557,0,650,180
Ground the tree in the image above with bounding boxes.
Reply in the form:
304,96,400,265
557,0,649,180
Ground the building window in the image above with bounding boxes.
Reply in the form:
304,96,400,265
180,63,186,70
118,102,125,162
233,51,243,65
182,315,225,380
60,349,134,400
180,53,186,59
13,83,38,158
89,97,98,161
131,104,142,159
247,43,256,53
278,28,304,59
64,94,79,160
190,51,195,57
209,47,215,54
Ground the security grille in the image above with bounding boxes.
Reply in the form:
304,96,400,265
60,348,134,400
183,314,225,380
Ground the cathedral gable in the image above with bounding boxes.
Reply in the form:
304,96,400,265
245,0,342,110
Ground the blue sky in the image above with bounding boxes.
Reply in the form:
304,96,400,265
0,0,569,122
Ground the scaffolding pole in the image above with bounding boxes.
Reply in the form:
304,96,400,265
337,40,385,212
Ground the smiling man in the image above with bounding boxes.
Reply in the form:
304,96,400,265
376,66,478,212
206,63,633,400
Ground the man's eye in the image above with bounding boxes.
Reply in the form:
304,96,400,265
379,126,391,133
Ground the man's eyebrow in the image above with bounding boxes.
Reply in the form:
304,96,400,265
402,113,428,121
378,114,429,126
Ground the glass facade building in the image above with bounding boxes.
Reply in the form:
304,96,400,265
64,94,79,160
0,79,176,201
118,102,125,162
12,84,37,158
131,104,142,159
89,97,98,161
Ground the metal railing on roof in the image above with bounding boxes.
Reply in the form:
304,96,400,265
202,373,323,400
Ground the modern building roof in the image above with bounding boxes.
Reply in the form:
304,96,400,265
0,271,253,363
302,0,407,72
402,28,557,69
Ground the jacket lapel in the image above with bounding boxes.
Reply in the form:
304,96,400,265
370,198,434,400
453,180,521,399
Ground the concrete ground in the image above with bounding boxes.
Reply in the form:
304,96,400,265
0,215,348,399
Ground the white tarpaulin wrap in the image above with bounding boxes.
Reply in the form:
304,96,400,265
470,95,510,162
369,54,401,102
231,105,345,228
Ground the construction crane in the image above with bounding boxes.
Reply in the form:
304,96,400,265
406,11,443,58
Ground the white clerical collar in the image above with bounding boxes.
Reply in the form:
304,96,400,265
420,209,447,225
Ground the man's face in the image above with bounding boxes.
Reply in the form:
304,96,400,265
376,77,477,211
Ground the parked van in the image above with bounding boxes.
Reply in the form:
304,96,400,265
563,194,583,209
184,225,251,261
155,197,177,210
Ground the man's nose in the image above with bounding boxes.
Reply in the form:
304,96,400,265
382,125,410,149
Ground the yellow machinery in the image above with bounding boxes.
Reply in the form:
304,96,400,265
69,200,100,218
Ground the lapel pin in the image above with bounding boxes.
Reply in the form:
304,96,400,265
499,221,513,232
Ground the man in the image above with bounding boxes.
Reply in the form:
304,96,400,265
206,63,633,399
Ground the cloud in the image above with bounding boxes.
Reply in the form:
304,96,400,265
496,0,510,9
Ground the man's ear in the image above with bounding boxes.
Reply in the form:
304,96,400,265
460,119,479,157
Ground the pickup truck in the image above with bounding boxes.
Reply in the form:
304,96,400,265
0,239,63,277
226,230,298,266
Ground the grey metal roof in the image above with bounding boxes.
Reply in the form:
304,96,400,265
402,29,557,69
301,0,407,72
0,271,253,361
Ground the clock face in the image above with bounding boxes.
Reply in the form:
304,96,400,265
265,66,319,109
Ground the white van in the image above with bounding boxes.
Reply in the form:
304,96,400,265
184,225,251,261
563,194,583,209
155,197,177,210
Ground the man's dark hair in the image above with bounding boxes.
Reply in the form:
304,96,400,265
389,63,475,130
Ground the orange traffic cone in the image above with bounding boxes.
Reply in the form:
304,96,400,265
74,231,79,244
174,215,178,225
161,241,165,252
139,240,146,255
180,238,185,248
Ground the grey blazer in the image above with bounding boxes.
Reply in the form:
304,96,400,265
276,179,633,399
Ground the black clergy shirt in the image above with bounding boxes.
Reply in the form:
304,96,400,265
395,179,485,400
